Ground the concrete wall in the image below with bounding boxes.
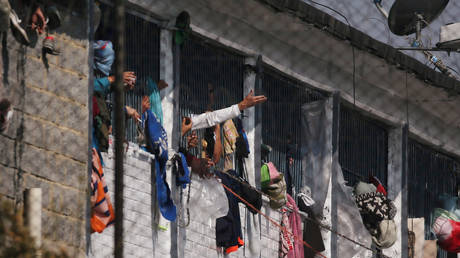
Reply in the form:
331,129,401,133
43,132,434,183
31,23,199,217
89,144,281,258
0,3,89,257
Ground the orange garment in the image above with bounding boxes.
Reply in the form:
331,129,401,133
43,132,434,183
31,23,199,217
90,148,115,233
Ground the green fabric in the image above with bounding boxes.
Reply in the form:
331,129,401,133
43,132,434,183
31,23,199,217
434,208,460,222
261,164,270,189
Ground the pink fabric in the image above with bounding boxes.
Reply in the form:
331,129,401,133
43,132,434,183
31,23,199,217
267,162,281,183
287,194,304,258
279,209,293,257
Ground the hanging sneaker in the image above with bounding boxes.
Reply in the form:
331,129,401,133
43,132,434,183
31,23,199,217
9,9,29,45
43,36,60,55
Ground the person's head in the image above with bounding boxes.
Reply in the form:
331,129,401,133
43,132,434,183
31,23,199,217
142,96,150,113
93,40,114,76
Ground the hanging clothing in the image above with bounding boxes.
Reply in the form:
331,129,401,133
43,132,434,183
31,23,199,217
286,194,304,258
142,109,176,221
215,170,244,254
333,153,373,257
354,180,397,249
223,119,238,154
432,208,460,253
170,152,191,189
300,100,332,217
262,162,287,209
279,208,294,258
90,148,114,233
298,196,325,258
145,77,164,125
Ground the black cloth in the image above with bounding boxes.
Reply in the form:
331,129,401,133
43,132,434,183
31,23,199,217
298,197,325,257
215,170,243,253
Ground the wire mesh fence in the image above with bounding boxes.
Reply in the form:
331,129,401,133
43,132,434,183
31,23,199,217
1,0,460,257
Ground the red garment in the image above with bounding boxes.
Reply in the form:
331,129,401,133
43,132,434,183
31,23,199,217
369,176,387,196
287,194,304,258
437,219,460,253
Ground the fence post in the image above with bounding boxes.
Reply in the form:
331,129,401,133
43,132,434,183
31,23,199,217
113,0,126,256
24,188,42,252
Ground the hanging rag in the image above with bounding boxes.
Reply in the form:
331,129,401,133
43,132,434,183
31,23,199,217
143,109,176,221
90,148,115,233
145,77,164,125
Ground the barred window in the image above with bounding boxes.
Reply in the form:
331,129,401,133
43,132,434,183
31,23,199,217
339,106,389,187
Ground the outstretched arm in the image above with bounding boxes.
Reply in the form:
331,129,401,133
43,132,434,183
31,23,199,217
182,90,267,135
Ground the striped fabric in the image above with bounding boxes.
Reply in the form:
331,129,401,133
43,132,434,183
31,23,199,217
90,148,115,233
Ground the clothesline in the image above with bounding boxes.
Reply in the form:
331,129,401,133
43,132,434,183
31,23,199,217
219,169,391,258
219,179,327,258
134,147,389,257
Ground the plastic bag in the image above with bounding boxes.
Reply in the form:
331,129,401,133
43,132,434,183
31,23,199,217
188,176,229,225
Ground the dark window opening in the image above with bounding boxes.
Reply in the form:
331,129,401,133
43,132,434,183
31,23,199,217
407,139,459,258
261,66,326,193
95,3,161,143
338,106,389,187
178,34,245,162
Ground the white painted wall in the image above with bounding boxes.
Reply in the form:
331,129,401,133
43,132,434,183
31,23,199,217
89,145,281,258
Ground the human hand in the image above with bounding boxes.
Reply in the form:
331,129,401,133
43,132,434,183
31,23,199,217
187,131,198,149
141,96,150,114
158,80,168,90
126,106,140,121
123,71,136,90
181,117,192,137
31,7,46,34
238,90,267,111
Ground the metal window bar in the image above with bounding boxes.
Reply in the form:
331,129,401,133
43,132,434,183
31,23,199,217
407,139,459,258
260,66,326,194
338,106,389,187
96,4,161,143
178,34,244,168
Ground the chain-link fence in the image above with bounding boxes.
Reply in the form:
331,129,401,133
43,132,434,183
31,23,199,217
1,0,460,257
